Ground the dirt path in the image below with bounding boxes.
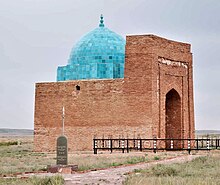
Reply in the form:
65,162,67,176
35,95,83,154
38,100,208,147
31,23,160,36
63,155,200,185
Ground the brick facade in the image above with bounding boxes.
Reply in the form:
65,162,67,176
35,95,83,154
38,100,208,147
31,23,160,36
34,35,195,152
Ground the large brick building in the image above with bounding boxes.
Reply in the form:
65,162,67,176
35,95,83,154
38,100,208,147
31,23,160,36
34,16,195,152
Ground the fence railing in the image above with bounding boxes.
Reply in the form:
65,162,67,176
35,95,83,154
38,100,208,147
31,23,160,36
93,138,220,154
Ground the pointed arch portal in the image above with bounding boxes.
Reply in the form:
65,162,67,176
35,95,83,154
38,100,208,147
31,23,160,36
165,89,182,149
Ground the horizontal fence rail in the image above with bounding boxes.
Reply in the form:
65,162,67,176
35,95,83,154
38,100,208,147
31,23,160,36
93,138,220,154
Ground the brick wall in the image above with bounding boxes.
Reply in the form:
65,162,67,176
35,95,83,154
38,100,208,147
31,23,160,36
34,35,195,152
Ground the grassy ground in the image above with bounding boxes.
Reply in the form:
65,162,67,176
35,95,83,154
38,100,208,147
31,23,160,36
0,136,218,185
0,136,184,175
0,175,64,185
0,136,54,175
124,152,220,185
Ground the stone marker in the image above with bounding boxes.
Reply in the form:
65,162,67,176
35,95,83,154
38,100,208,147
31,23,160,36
47,135,78,173
57,135,68,165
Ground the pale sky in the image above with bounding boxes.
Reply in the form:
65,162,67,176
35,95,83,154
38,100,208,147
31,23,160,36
0,0,219,130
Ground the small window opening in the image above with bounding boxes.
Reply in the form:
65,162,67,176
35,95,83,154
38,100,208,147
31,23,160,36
76,85,80,91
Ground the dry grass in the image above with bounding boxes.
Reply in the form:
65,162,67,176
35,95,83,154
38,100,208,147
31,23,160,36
0,136,185,175
70,151,181,171
0,175,64,185
0,136,55,175
124,152,220,185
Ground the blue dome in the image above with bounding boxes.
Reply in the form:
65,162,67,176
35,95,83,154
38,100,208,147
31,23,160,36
57,15,125,81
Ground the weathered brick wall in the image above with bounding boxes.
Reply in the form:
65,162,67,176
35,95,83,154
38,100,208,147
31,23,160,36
34,34,195,152
34,79,154,152
124,35,194,140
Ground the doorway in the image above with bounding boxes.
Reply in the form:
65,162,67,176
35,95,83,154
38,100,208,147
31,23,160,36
165,89,182,149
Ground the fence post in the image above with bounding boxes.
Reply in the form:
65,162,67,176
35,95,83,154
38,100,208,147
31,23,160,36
196,138,199,149
122,139,125,153
202,136,204,148
188,139,191,154
110,139,113,153
153,139,157,153
107,139,111,152
170,140,174,150
207,139,210,150
127,139,129,153
140,139,142,151
137,139,140,150
102,138,104,148
94,139,97,154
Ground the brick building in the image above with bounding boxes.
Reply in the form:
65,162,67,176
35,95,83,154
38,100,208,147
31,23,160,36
34,16,195,152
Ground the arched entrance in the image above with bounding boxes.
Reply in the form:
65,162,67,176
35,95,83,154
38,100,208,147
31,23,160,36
165,89,182,149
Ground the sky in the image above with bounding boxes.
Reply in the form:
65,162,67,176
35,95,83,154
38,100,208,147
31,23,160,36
0,0,219,130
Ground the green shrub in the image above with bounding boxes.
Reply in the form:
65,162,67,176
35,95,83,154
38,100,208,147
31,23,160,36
191,156,207,164
111,162,121,166
31,175,64,185
127,157,146,164
0,141,18,146
153,156,160,160
151,164,178,176
133,169,143,173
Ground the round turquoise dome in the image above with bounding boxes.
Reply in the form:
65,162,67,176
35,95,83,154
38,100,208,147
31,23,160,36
57,15,125,81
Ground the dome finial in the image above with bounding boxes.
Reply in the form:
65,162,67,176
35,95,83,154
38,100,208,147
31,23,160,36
99,14,104,27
